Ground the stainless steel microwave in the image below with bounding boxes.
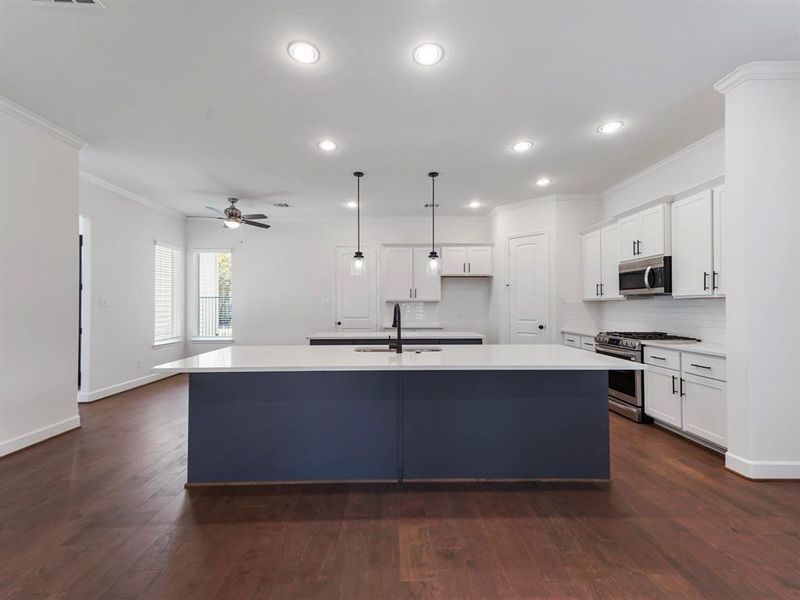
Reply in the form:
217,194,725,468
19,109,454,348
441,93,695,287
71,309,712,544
619,256,672,296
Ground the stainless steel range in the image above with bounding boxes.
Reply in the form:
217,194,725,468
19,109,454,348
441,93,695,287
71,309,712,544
594,331,700,422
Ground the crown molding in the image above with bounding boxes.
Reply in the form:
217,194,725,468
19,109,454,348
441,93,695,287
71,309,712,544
80,171,182,216
0,96,86,149
487,193,600,220
601,128,724,199
714,61,800,94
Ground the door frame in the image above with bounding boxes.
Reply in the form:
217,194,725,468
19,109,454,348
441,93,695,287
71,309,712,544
77,215,92,401
506,230,551,344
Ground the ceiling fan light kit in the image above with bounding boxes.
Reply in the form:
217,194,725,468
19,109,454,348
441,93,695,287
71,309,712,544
206,197,271,230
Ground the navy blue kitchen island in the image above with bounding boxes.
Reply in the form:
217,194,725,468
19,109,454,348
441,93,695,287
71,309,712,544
154,345,645,485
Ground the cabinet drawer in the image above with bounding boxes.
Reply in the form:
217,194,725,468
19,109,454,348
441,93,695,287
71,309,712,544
644,347,680,370
682,352,726,381
579,336,595,351
562,333,580,348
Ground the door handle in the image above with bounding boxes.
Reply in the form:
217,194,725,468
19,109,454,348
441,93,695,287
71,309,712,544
336,321,342,326
679,378,686,397
703,272,709,291
672,375,677,394
538,324,545,330
644,266,653,290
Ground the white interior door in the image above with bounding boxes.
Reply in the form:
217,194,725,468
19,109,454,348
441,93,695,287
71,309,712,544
508,233,549,344
335,246,377,330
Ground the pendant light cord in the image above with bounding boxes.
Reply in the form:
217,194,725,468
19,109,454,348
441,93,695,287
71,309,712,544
431,176,435,253
357,175,361,253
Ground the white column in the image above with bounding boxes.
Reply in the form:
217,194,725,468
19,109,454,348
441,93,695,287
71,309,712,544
714,62,800,479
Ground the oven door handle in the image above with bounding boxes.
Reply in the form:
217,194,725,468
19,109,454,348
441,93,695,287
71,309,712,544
644,266,653,290
596,347,638,361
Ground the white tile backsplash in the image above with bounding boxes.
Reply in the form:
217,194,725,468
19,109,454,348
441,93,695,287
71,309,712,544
601,296,726,343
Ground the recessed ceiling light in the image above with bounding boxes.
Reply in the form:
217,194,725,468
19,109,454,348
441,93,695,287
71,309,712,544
345,200,358,209
412,43,444,66
468,200,482,209
535,177,551,187
597,120,624,134
287,41,320,64
317,139,338,152
511,141,533,153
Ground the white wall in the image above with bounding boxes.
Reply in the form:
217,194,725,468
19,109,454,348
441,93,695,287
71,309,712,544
0,100,82,456
186,215,490,355
598,130,727,343
78,175,186,401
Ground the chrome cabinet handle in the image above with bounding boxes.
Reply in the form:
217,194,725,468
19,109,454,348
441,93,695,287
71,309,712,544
690,363,711,369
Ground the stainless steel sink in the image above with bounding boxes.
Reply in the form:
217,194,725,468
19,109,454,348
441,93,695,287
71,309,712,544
354,346,442,353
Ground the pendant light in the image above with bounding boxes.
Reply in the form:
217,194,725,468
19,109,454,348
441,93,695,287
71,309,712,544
351,171,365,275
426,171,440,275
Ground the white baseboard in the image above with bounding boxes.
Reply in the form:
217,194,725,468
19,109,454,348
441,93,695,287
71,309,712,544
726,452,800,479
78,372,174,403
0,415,81,457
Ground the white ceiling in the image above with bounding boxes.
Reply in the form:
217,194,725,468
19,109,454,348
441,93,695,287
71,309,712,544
1,1,798,217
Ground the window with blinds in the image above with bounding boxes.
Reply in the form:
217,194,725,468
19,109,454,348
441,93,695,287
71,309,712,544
194,250,232,338
154,243,181,344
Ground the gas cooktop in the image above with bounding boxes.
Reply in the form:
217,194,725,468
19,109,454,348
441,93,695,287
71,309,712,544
594,331,701,351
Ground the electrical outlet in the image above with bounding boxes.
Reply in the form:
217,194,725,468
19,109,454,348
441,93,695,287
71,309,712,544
98,296,108,307
136,359,143,369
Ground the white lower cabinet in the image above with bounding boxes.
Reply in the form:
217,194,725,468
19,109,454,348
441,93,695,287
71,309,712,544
644,365,682,428
643,346,727,450
681,373,726,448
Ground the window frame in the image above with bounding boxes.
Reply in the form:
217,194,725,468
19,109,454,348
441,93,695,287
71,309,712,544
153,241,183,347
191,248,234,342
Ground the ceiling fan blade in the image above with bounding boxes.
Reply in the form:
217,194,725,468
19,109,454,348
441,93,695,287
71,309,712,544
241,213,268,220
242,220,271,229
206,206,225,215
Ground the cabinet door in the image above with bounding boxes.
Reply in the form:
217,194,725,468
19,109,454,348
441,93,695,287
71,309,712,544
618,214,640,261
671,191,713,297
412,247,441,301
644,365,682,428
682,373,726,448
382,247,414,301
441,246,468,276
467,247,492,276
639,204,667,258
712,186,725,296
600,224,622,299
581,231,603,300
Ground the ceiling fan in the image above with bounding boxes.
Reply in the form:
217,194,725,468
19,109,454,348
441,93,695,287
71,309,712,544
206,198,270,230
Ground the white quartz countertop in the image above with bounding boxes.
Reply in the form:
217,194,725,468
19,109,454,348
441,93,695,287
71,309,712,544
307,330,484,340
153,344,646,373
642,341,726,357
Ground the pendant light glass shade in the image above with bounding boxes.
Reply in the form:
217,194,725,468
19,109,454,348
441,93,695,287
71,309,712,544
351,172,365,276
426,172,440,275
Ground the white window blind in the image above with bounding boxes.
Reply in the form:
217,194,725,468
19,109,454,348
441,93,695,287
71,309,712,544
154,243,181,343
195,250,232,338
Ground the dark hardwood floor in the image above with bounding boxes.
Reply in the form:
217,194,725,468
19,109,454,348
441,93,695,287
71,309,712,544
0,375,798,599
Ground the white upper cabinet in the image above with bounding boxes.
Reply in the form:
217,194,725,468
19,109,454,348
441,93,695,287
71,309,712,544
671,191,714,297
382,247,415,301
581,230,603,300
441,247,468,275
600,224,623,299
671,187,725,298
382,246,441,301
412,247,441,301
619,203,670,261
440,246,492,276
712,185,725,296
581,225,622,301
